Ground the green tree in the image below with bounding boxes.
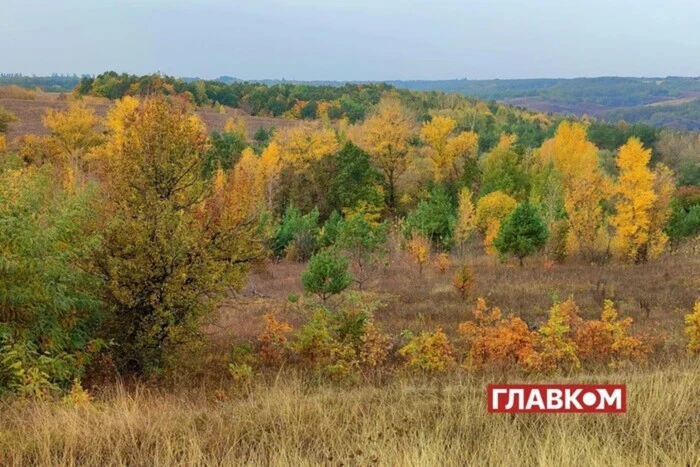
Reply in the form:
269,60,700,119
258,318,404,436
203,131,247,177
302,250,352,302
494,202,549,266
98,98,261,376
404,185,456,251
336,206,388,290
0,162,103,395
328,141,384,213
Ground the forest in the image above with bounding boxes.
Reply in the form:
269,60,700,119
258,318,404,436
0,76,699,464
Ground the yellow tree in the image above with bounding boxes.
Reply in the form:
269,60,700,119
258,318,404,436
275,124,338,170
647,164,675,258
421,115,478,182
612,138,674,262
539,122,611,260
224,116,248,140
356,96,415,210
475,191,517,256
455,187,477,245
43,102,103,189
257,141,283,210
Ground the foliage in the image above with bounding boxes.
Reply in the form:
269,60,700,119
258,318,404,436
475,190,517,256
480,134,530,199
455,188,477,245
399,328,456,373
96,98,261,376
403,185,456,250
685,301,700,355
355,96,415,210
406,234,431,276
523,301,580,374
328,141,384,213
257,313,293,366
336,204,388,290
494,202,549,265
611,138,658,262
452,264,475,301
202,131,247,177
539,122,611,260
0,105,18,134
301,251,353,302
0,164,103,395
273,206,320,261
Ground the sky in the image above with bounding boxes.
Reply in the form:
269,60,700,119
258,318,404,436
2,0,699,81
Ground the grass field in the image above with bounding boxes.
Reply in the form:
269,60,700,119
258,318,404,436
0,92,299,144
1,361,699,466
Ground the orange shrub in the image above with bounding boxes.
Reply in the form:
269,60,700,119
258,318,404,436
457,298,536,371
571,299,650,367
434,252,451,273
257,313,293,366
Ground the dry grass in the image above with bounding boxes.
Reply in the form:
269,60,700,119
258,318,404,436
217,242,699,359
0,92,301,145
1,362,699,466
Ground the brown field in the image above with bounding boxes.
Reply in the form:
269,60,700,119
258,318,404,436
211,239,699,359
0,92,300,144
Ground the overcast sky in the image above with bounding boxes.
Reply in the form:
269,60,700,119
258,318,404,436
2,0,699,80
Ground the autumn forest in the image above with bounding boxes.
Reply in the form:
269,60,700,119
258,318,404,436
0,72,699,465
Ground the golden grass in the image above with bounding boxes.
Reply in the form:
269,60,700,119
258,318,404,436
1,362,699,466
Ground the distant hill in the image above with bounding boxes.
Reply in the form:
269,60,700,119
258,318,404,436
4,73,700,130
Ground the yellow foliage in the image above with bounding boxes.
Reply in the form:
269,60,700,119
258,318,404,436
452,264,475,301
421,116,478,182
355,96,415,207
475,191,517,256
42,101,103,189
611,137,656,262
275,124,338,170
399,328,456,373
539,122,611,259
455,188,477,244
406,233,430,275
684,301,700,355
258,141,283,209
224,116,248,139
434,252,451,273
523,301,580,374
0,135,6,153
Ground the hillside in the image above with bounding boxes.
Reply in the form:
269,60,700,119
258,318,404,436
4,74,700,130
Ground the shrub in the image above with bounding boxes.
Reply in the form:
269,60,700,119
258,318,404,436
524,301,580,374
0,164,103,396
273,206,320,260
457,298,535,371
257,313,293,366
434,252,451,273
406,233,431,276
452,265,475,301
572,300,650,367
684,301,700,355
399,328,456,373
301,251,352,302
